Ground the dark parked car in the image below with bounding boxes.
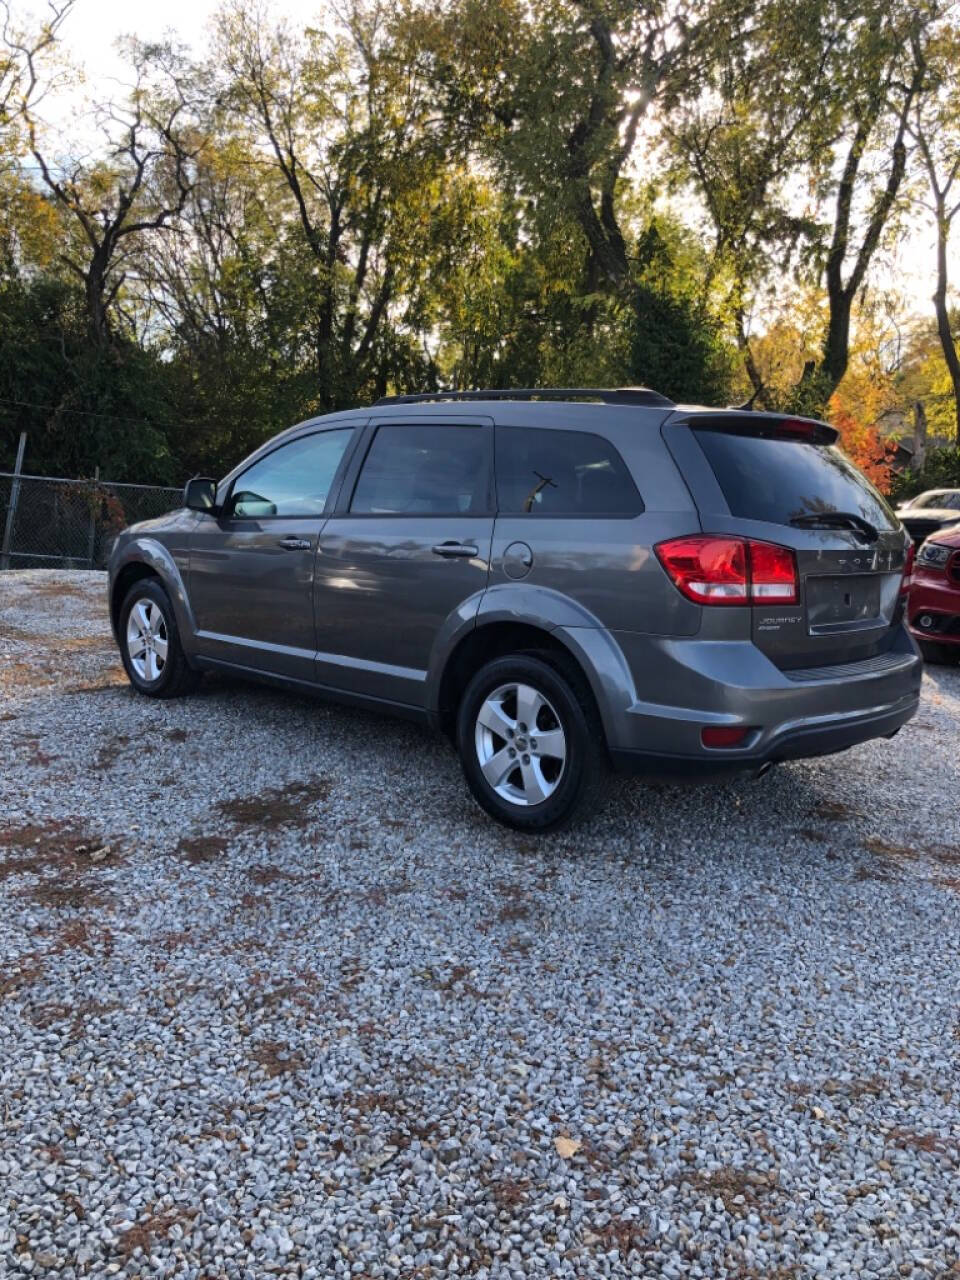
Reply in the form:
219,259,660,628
907,526,960,663
108,388,921,830
896,489,960,546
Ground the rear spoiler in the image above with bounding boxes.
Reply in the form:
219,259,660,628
668,411,838,446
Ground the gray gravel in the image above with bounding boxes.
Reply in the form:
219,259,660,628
1,569,960,1279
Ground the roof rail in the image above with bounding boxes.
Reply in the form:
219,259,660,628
373,386,675,409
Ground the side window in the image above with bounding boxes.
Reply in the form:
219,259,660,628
229,429,353,518
350,425,489,515
495,426,642,515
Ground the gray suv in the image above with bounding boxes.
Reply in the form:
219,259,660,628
108,388,922,830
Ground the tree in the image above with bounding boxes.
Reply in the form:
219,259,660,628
213,0,469,409
908,13,960,442
18,36,202,348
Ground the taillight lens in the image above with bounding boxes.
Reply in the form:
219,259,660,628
655,535,798,606
900,543,915,595
749,541,797,602
654,536,748,604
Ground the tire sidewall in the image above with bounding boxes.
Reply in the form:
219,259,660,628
457,655,596,831
119,580,181,695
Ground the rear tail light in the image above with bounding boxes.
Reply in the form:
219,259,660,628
900,543,915,596
655,535,798,606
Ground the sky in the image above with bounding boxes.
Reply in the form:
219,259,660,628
18,0,943,321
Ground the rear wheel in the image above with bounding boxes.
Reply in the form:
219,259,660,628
918,638,956,665
456,654,608,832
119,578,200,698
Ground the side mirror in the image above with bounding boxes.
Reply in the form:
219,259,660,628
184,476,218,513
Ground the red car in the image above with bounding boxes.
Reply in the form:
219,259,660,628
908,526,960,663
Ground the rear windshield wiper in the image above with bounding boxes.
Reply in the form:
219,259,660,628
789,511,879,543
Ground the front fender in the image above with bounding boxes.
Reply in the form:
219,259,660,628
109,536,196,651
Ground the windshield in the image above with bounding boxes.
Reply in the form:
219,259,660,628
693,429,899,531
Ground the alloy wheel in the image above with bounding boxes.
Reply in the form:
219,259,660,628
126,598,169,682
474,681,567,806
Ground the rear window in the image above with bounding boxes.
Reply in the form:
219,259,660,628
495,426,641,516
693,429,898,531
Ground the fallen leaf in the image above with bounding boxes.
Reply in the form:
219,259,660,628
812,1106,826,1120
554,1136,581,1159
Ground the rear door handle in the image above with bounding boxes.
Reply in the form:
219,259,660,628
432,541,479,559
278,536,312,551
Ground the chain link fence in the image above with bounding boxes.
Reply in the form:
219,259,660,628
0,473,182,570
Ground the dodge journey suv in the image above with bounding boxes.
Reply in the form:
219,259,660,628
108,387,921,830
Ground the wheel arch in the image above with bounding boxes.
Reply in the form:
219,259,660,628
430,593,638,747
109,539,195,649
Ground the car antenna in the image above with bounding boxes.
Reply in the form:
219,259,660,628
730,385,763,412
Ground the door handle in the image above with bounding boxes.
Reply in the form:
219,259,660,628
432,541,479,559
278,536,312,551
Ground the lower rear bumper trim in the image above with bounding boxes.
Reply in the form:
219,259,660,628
610,694,920,779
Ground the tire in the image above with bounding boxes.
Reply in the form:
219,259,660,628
118,578,200,699
456,653,609,832
918,638,956,666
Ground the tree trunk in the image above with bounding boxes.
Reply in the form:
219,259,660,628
85,246,112,349
913,399,927,471
932,200,960,446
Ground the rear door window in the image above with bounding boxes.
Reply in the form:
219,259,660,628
692,428,898,530
495,426,641,515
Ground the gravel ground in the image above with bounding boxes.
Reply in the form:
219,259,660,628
1,569,960,1280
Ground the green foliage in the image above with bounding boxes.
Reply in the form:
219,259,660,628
0,0,954,484
628,285,733,404
888,447,960,503
0,275,177,482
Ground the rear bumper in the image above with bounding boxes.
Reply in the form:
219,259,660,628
566,621,923,778
610,692,919,777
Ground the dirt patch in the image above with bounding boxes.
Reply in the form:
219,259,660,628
26,881,107,910
595,1216,647,1255
121,1208,198,1260
0,660,59,690
888,1129,956,1158
66,673,127,694
688,1166,780,1214
250,1039,305,1077
218,778,331,831
811,800,861,822
20,579,89,601
489,1177,529,1213
0,820,112,881
248,865,307,887
176,835,229,865
0,957,45,999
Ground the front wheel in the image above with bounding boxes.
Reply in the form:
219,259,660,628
456,654,609,832
119,578,199,698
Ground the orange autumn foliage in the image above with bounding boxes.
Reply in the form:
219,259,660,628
827,402,895,494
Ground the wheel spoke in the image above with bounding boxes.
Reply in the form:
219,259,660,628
480,745,516,789
133,601,150,632
128,635,147,659
519,757,550,805
533,728,565,761
153,636,168,662
145,649,160,681
514,683,545,730
476,696,515,742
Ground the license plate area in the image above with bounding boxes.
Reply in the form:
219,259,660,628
806,574,883,633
